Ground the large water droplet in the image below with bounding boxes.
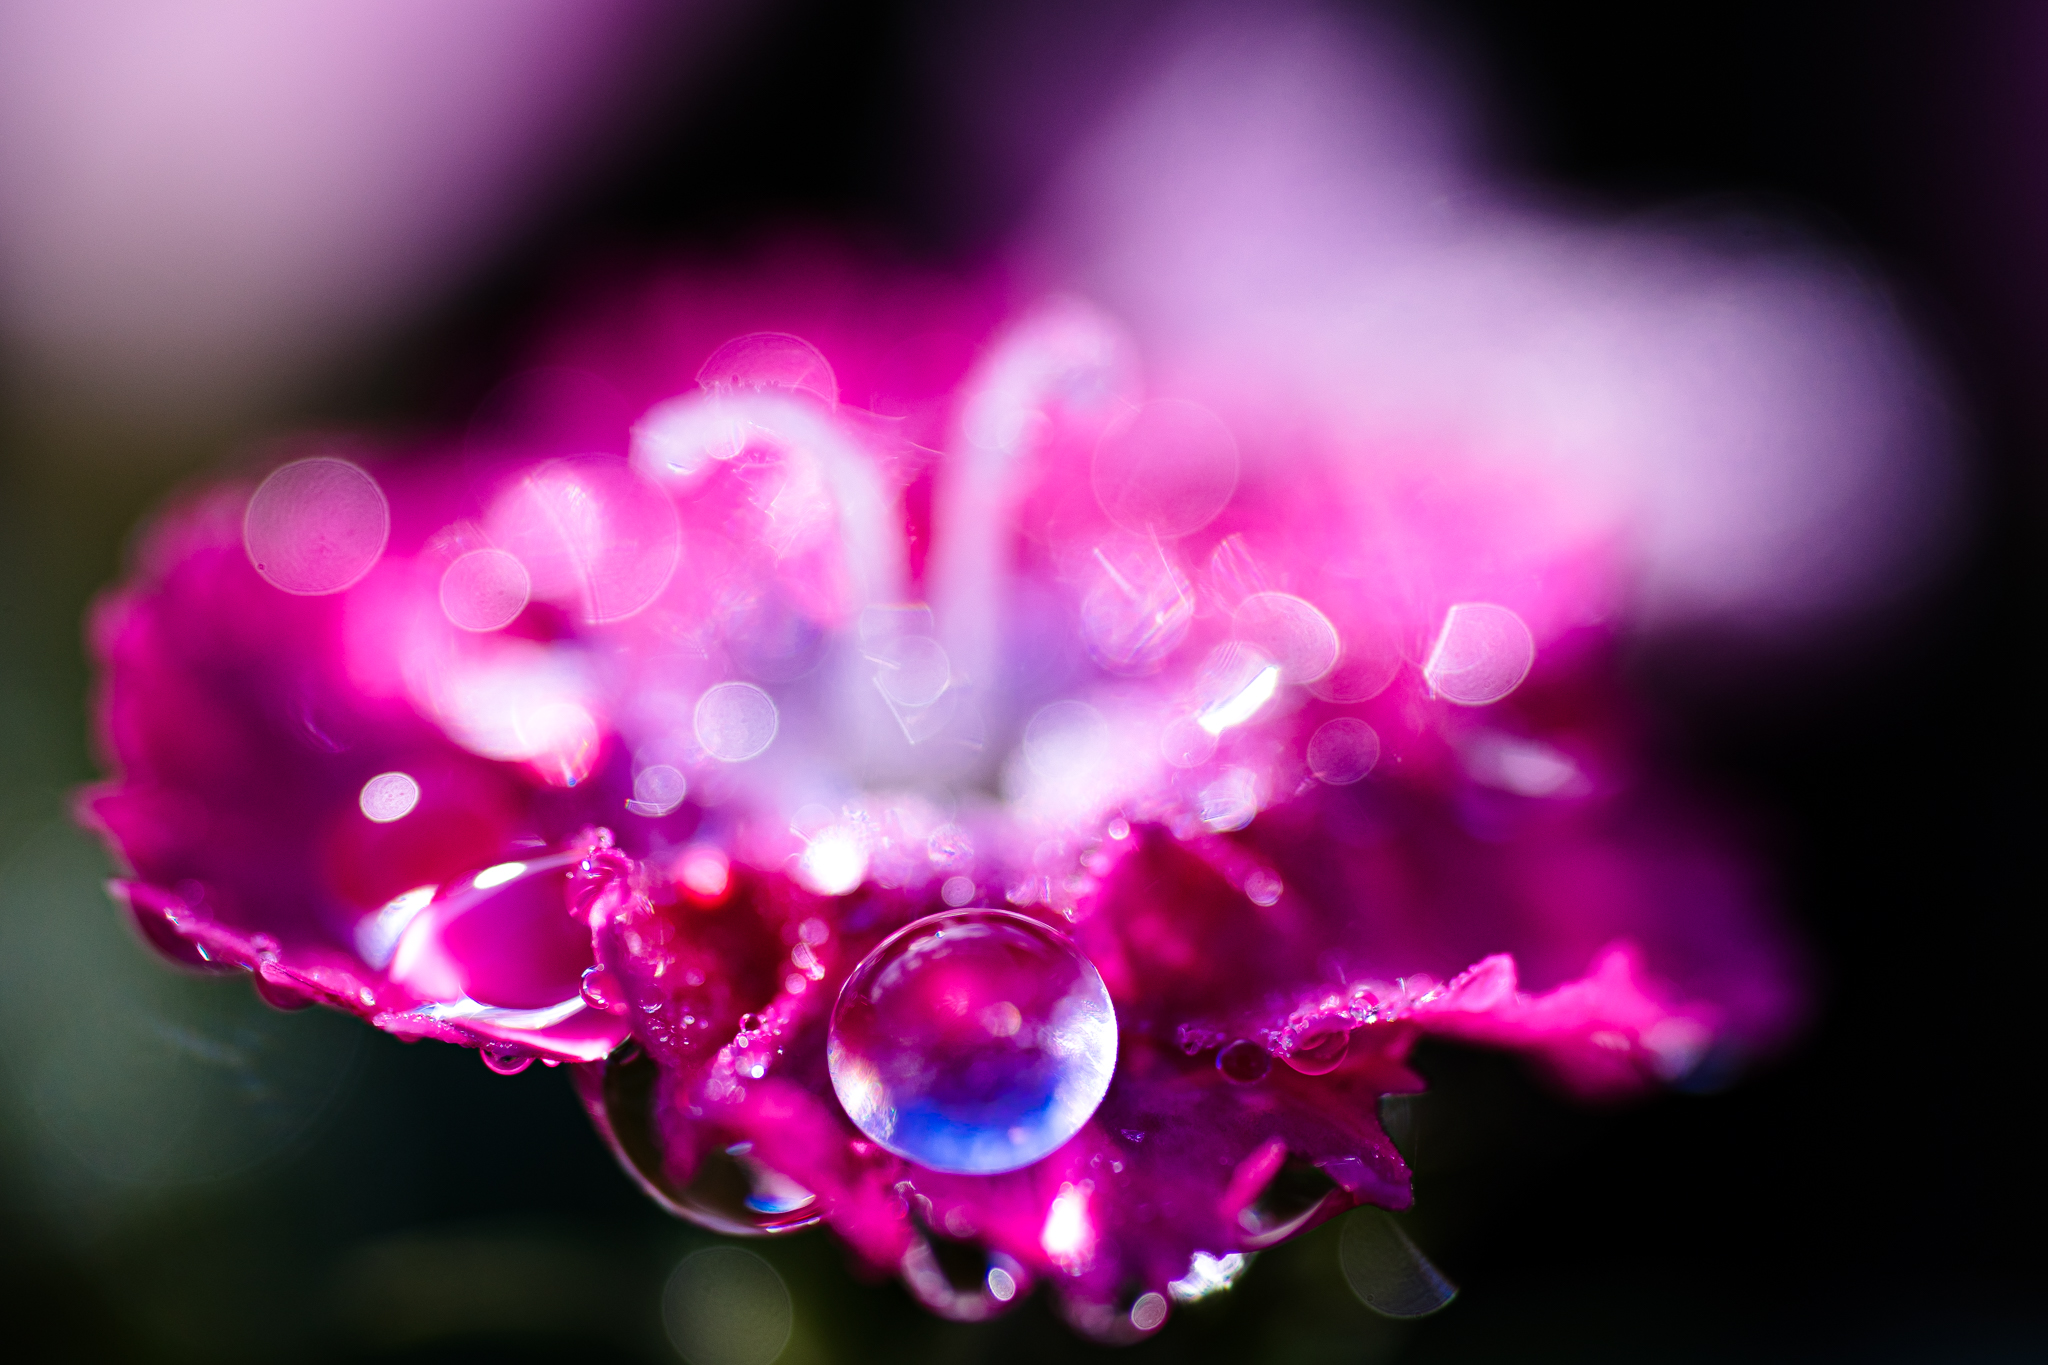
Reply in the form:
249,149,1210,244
387,851,592,1011
243,456,389,595
1282,1027,1351,1075
588,1046,822,1235
828,910,1118,1174
1339,1208,1458,1317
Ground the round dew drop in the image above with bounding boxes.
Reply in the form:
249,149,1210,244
827,910,1118,1174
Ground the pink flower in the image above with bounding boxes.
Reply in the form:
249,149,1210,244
80,242,1810,1337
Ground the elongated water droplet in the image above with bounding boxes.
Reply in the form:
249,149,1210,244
828,910,1117,1174
1339,1208,1457,1317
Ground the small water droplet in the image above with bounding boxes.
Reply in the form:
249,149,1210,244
941,875,977,907
481,1042,533,1075
828,910,1117,1174
1283,1028,1350,1075
581,965,626,1013
1243,869,1283,906
593,1049,821,1235
737,1013,767,1035
1217,1039,1271,1083
387,849,597,1013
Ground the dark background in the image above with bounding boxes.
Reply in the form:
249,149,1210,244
1,2,2041,1360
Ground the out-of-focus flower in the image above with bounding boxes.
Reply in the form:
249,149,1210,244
78,6,1946,1342
0,0,722,414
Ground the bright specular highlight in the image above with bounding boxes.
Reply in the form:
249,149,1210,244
827,910,1118,1174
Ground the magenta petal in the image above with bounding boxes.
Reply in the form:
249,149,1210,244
79,247,1811,1329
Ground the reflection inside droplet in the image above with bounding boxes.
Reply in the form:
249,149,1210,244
1423,603,1535,706
243,456,389,595
695,682,779,762
1339,1208,1457,1318
828,910,1117,1174
1307,718,1381,785
439,547,531,632
590,1048,821,1236
358,771,420,823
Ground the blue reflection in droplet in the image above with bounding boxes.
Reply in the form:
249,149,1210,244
827,910,1118,1174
